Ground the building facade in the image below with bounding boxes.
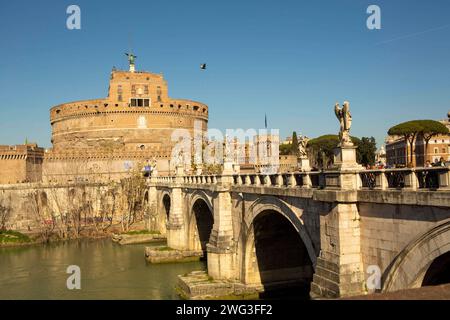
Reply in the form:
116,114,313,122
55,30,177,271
0,144,44,184
386,113,450,167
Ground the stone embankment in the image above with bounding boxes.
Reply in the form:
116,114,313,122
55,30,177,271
112,232,166,245
145,246,203,263
176,271,261,300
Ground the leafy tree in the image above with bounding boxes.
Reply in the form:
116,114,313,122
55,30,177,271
279,144,291,155
418,120,449,157
355,137,377,166
388,120,449,165
291,131,299,155
307,134,362,169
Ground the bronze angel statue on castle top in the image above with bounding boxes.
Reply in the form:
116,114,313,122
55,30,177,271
334,101,353,146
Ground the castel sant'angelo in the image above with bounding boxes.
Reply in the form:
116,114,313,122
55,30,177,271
0,55,208,184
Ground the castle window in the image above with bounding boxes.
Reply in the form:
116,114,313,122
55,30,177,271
139,145,145,150
117,85,123,102
193,106,199,111
131,98,150,107
434,148,439,154
131,85,136,95
157,86,162,102
144,85,149,95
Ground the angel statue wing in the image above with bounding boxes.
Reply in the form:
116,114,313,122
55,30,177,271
334,102,341,120
342,101,350,113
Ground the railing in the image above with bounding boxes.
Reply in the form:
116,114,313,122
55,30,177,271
416,168,441,189
359,167,449,190
152,176,175,184
150,166,449,191
386,170,407,189
153,172,326,189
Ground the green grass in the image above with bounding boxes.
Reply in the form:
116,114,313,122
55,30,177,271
123,230,160,235
0,230,32,244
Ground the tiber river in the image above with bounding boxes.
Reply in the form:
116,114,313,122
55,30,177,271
0,239,205,299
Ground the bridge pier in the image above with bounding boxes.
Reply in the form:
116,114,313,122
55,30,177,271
311,201,365,298
207,189,235,280
146,179,158,231
166,182,187,250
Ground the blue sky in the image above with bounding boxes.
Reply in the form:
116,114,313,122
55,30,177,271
0,0,449,148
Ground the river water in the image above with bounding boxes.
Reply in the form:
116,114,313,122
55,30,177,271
0,239,205,300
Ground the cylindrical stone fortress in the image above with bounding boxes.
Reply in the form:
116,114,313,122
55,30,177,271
43,69,208,181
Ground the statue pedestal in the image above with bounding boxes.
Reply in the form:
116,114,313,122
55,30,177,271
222,161,234,175
298,157,311,171
176,165,184,176
333,145,362,170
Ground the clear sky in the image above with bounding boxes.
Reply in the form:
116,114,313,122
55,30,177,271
0,0,449,148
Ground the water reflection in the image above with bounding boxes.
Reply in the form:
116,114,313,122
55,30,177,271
0,239,205,300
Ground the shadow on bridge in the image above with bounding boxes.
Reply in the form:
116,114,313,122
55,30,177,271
249,210,313,299
422,251,450,287
190,199,214,261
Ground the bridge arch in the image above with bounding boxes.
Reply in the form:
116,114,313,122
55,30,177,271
242,196,316,297
383,218,450,292
187,191,214,255
158,190,171,235
189,190,213,214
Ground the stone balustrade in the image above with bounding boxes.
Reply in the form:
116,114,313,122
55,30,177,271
150,166,450,192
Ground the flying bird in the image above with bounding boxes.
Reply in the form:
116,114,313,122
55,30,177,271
200,63,207,70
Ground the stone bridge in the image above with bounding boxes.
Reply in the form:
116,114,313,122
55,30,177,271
147,165,450,298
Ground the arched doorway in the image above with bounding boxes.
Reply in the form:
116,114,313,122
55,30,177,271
189,199,214,258
245,209,314,299
422,251,450,286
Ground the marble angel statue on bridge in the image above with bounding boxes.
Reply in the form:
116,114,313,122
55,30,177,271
334,101,353,146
